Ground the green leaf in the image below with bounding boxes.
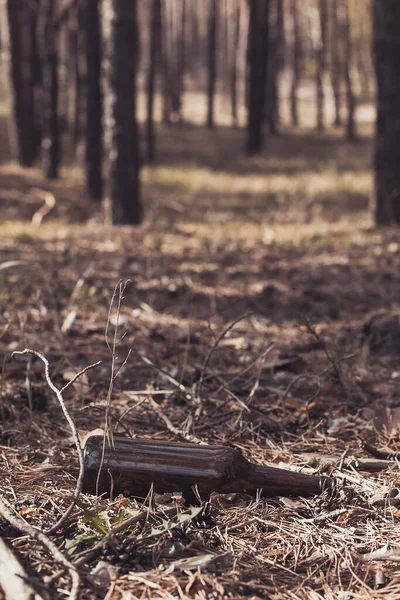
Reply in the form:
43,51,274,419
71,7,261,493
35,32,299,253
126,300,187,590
75,498,110,535
147,505,203,539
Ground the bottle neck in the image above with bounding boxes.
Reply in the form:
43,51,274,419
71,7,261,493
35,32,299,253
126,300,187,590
246,463,326,497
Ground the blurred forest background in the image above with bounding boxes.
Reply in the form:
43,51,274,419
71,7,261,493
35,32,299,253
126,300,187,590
4,2,400,600
1,0,379,226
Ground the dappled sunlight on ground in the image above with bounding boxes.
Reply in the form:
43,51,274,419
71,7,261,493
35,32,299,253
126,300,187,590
6,96,400,600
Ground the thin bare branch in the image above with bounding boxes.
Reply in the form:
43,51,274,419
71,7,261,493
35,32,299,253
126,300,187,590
142,356,190,396
145,395,205,444
197,312,254,399
11,348,101,535
0,497,80,600
60,361,102,394
0,537,45,600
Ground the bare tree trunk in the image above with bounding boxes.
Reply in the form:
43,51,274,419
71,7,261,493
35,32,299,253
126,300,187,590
4,2,37,166
30,1,42,143
161,0,172,123
187,0,200,76
72,3,84,149
354,20,372,101
25,3,41,161
58,20,69,131
266,0,284,135
175,0,186,119
146,0,162,162
343,0,356,141
221,0,229,95
246,0,270,154
373,0,400,225
229,0,240,127
354,6,373,101
289,0,300,127
41,0,59,179
316,0,327,131
275,0,284,123
330,0,342,126
161,0,184,125
355,41,371,101
102,0,141,224
206,0,217,128
84,0,103,200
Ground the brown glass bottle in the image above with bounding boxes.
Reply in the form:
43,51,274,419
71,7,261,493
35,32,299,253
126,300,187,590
83,436,334,501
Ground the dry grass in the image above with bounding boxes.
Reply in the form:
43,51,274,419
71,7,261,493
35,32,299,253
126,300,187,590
2,99,400,600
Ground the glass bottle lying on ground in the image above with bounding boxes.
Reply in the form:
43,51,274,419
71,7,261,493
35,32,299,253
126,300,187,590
83,435,335,502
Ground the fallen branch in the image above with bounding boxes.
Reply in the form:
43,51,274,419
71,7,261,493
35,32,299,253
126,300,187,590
298,453,396,472
359,547,400,563
30,189,56,227
0,537,46,600
0,498,79,600
301,508,349,524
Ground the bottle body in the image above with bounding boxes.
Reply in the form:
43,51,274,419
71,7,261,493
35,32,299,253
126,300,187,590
83,435,333,501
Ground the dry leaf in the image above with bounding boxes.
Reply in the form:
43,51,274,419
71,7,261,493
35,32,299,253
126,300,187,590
89,561,118,587
374,406,400,436
210,492,252,508
165,551,233,574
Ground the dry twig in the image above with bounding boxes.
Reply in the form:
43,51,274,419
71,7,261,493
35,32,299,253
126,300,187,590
94,280,132,496
0,497,80,600
144,395,205,444
197,312,254,400
0,537,46,600
11,349,101,534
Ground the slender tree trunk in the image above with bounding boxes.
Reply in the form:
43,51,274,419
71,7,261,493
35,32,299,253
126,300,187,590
24,4,41,161
316,0,327,131
146,0,162,163
266,0,283,135
161,0,184,125
354,7,373,101
222,0,229,94
343,0,356,141
72,4,84,148
373,0,400,225
354,22,372,101
161,0,172,123
41,0,59,179
290,0,300,127
58,19,70,131
188,0,200,76
84,0,103,200
175,0,186,120
102,0,141,224
65,8,76,129
183,0,193,77
355,44,371,101
275,0,284,125
330,0,342,126
31,7,43,154
246,0,270,155
206,0,217,128
229,0,240,127
5,2,37,166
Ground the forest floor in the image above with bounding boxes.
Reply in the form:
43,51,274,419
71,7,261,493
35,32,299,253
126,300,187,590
2,117,400,599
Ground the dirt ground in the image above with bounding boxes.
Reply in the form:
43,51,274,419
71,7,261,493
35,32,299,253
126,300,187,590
1,109,400,599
